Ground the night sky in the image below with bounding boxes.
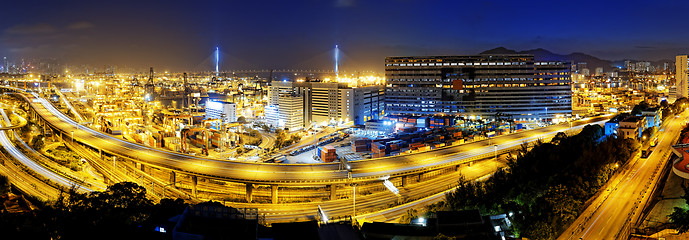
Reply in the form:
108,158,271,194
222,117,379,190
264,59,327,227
2,0,689,72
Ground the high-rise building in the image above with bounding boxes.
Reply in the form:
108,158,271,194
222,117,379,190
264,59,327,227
3,57,7,73
266,81,384,129
267,81,306,131
676,55,688,100
385,54,572,121
576,62,587,74
205,100,237,123
352,85,385,125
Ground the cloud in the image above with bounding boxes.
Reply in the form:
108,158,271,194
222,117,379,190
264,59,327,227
335,0,355,7
635,46,655,49
4,23,57,35
67,21,94,30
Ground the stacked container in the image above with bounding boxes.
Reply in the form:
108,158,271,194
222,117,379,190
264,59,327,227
318,146,337,162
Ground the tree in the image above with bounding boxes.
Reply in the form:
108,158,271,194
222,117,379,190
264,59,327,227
0,174,10,195
669,185,689,233
274,129,287,149
670,208,689,233
236,116,246,123
551,132,567,145
31,134,45,150
249,129,259,137
631,102,650,115
544,185,580,225
434,233,457,240
398,208,418,224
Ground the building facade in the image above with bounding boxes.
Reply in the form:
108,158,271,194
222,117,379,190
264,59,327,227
676,55,688,100
618,116,646,139
352,85,385,125
266,81,305,131
266,81,384,129
384,54,572,121
205,100,237,123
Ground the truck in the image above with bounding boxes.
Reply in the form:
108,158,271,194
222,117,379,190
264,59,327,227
641,147,652,158
650,137,658,147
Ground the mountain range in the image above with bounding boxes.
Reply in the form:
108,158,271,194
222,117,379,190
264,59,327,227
479,47,673,72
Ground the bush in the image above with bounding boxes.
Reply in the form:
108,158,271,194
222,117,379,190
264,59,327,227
442,124,638,239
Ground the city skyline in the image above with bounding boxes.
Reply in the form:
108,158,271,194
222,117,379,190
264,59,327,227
2,0,689,72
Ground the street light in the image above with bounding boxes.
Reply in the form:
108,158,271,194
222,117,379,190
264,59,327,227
494,144,498,171
494,144,497,160
71,130,74,143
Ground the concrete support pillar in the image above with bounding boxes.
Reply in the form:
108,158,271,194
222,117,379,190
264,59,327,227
191,175,198,198
99,149,102,159
169,171,176,185
401,175,409,187
271,185,278,204
246,184,254,203
416,173,421,183
140,163,146,173
330,185,337,200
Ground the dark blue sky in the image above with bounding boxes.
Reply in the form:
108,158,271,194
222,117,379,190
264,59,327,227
1,0,688,72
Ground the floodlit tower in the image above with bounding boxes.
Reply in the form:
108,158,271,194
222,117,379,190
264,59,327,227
334,45,340,78
215,46,220,76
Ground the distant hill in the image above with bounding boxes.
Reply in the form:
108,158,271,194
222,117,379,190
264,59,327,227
479,47,614,72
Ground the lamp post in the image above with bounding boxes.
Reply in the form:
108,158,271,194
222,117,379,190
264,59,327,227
494,144,498,170
347,166,356,221
71,130,74,144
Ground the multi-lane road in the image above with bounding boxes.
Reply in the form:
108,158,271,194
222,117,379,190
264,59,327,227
0,108,94,194
11,86,612,185
558,112,685,239
3,86,631,225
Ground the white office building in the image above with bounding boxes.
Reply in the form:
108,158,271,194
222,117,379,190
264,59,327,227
205,100,237,123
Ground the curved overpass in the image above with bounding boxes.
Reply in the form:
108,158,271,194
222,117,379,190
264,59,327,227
4,87,611,196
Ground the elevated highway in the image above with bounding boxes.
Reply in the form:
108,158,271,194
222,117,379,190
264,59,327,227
2,86,612,205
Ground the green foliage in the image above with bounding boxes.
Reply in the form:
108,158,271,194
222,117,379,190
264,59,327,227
433,233,457,240
0,174,10,195
274,129,288,149
236,116,246,123
669,207,689,233
31,134,45,150
664,97,689,120
669,185,689,233
249,129,259,137
631,101,650,115
0,182,189,239
398,208,418,224
441,124,638,239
